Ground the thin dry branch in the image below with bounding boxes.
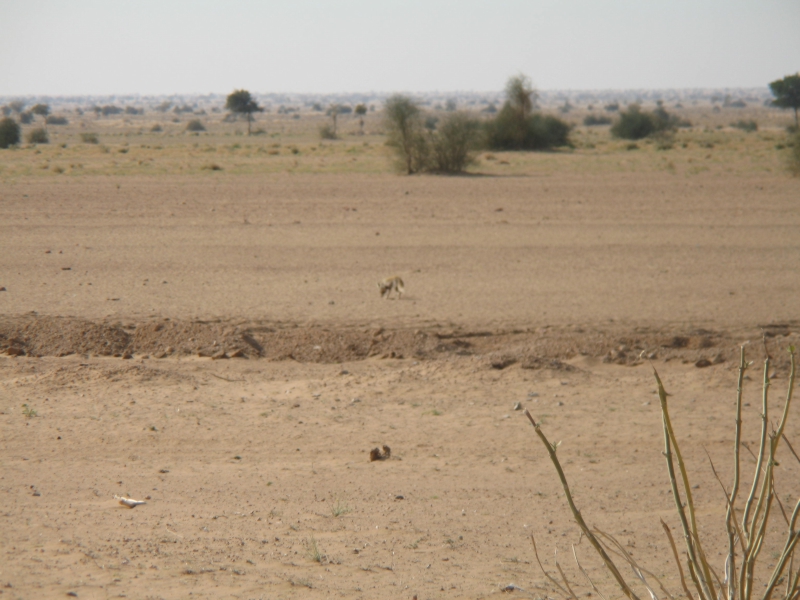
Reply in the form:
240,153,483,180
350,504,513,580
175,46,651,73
654,368,716,600
531,534,572,599
525,409,641,600
662,520,695,600
572,544,609,600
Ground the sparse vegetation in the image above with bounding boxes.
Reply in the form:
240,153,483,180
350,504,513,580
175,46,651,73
306,537,326,563
731,119,758,132
31,103,50,121
27,127,49,144
22,403,38,418
80,132,99,144
45,115,68,125
0,117,21,148
330,498,351,517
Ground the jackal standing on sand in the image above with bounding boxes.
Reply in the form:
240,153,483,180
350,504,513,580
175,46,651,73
378,276,404,299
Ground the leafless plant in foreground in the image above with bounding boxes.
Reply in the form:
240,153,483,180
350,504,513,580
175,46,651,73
525,343,798,600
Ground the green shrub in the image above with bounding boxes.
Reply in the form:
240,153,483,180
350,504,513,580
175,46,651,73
45,115,69,125
583,114,612,126
27,127,49,144
80,132,99,144
610,103,681,140
485,105,571,150
0,117,21,148
429,112,481,173
731,119,758,132
185,119,206,132
19,112,34,124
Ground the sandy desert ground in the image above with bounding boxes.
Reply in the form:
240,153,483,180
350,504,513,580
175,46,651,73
1,111,799,599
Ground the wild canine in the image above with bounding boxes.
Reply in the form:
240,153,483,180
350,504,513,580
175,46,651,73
378,276,404,299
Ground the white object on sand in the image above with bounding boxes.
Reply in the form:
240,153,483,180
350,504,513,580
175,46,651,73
115,495,147,508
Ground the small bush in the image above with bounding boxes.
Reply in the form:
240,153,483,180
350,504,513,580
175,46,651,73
150,124,163,132
80,132,99,144
27,127,49,144
101,105,122,116
185,119,206,132
45,115,69,125
319,124,337,140
0,117,21,148
19,112,34,124
124,106,143,115
731,119,758,132
583,114,612,126
789,130,800,176
604,102,619,112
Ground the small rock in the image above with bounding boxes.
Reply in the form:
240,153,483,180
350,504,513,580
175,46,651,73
211,350,228,360
513,402,522,411
0,286,6,291
557,401,564,406
229,349,244,358
695,359,712,368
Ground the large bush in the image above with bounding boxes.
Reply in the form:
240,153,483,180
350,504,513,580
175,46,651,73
383,95,479,174
611,102,681,140
485,104,571,150
0,117,21,148
484,75,571,151
45,115,69,125
611,105,656,139
583,114,612,126
429,112,481,173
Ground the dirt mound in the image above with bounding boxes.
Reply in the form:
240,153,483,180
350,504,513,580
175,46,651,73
0,315,797,371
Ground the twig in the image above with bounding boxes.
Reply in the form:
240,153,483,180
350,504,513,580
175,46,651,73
594,528,672,600
782,434,800,467
661,520,695,600
572,544,609,600
555,549,580,600
211,373,244,382
531,534,572,599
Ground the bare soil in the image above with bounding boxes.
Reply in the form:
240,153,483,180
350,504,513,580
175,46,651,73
1,171,799,599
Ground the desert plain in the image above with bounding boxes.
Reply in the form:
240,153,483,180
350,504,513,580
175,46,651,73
1,104,799,600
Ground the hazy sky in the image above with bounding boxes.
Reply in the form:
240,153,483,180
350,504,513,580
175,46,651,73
1,0,798,96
